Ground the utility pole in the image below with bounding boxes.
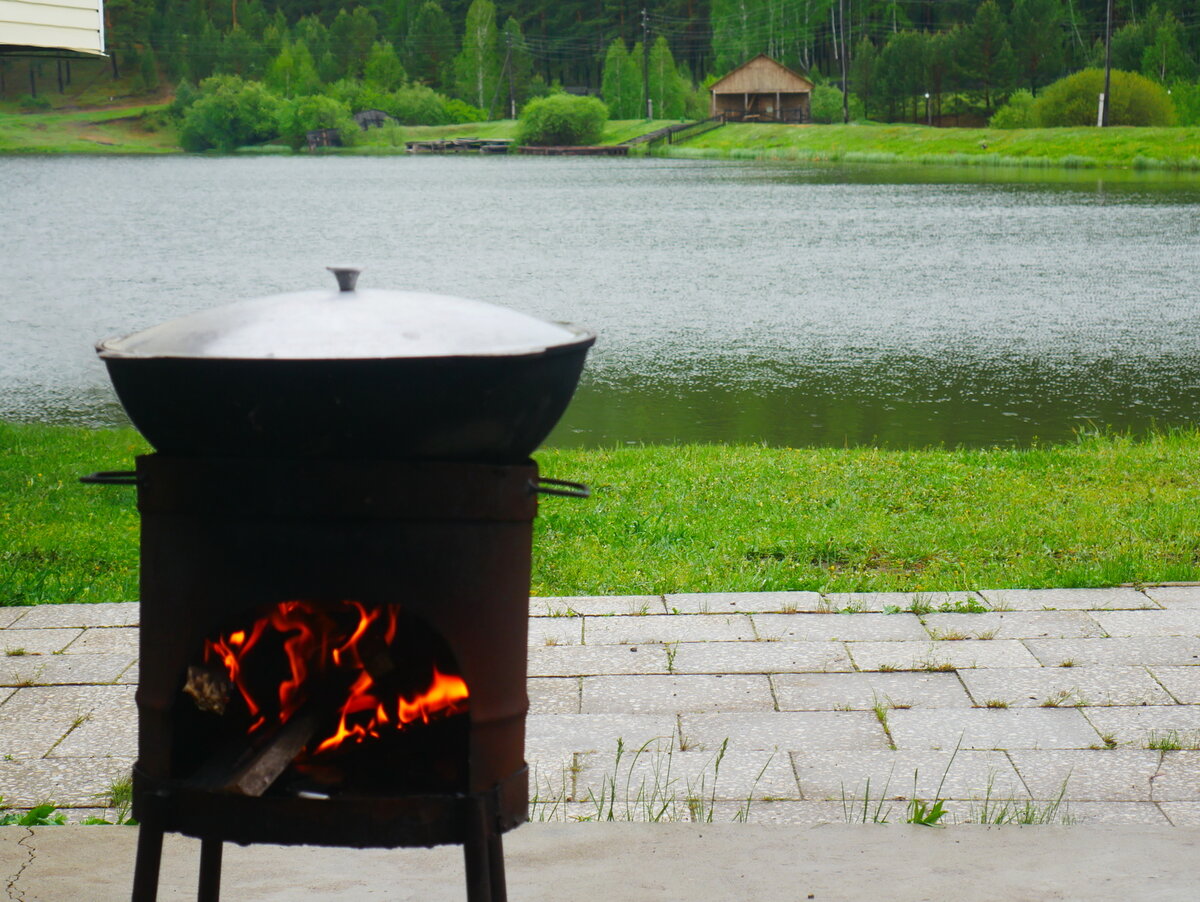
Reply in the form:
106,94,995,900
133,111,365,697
507,33,516,120
642,8,652,120
1100,0,1113,126
839,0,849,123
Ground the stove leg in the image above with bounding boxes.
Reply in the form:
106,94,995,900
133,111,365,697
487,828,507,902
462,797,493,902
131,826,164,902
197,838,223,902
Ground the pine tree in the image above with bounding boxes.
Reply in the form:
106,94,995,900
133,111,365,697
1010,0,1064,94
365,41,407,91
407,1,455,89
647,36,685,119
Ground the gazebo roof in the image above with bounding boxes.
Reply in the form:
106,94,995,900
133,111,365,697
709,54,813,95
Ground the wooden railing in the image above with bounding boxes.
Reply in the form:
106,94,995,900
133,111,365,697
622,116,726,149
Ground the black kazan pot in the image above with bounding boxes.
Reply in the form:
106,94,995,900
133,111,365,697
97,267,595,462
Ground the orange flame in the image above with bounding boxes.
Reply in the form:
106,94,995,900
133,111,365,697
202,601,468,757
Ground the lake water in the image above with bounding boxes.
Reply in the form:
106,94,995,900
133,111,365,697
3,154,1200,448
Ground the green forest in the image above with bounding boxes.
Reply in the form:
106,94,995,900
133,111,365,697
5,0,1200,134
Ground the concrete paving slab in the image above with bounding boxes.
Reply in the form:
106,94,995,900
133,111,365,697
1142,586,1200,607
0,720,77,759
980,588,1156,611
1093,610,1200,638
527,617,584,647
528,677,580,714
1158,801,1200,825
1148,751,1200,802
1024,636,1200,667
820,591,987,613
847,639,1040,671
1008,749,1162,801
584,613,755,645
0,757,133,808
663,591,823,614
679,711,890,752
62,626,139,655
0,608,26,629
887,708,1101,750
10,603,140,629
117,662,138,684
791,749,1026,802
581,674,775,714
0,687,12,708
0,654,134,687
527,644,667,677
751,612,928,642
708,799,848,824
922,611,1105,640
958,666,1174,707
772,671,973,711
574,747,800,802
531,596,664,617
669,640,854,674
1083,706,1200,749
47,707,137,758
0,629,82,656
11,822,1200,901
0,685,135,721
1056,801,1171,824
526,714,678,756
1148,665,1200,704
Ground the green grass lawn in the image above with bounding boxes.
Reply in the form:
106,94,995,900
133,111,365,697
0,105,177,153
670,122,1200,170
4,422,1199,605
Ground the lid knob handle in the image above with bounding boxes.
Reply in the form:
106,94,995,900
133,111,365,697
326,266,361,292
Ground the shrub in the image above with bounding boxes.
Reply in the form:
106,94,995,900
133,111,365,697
442,98,486,123
1033,68,1176,127
178,75,284,152
516,93,608,146
277,94,358,150
809,85,865,123
18,94,51,112
384,84,449,124
989,89,1036,128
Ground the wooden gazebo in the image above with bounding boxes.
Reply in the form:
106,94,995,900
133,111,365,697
709,54,813,124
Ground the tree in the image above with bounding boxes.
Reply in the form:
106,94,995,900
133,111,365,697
647,36,686,119
453,0,501,113
365,41,407,90
407,1,455,89
329,7,379,80
1141,12,1194,84
711,0,757,77
1010,0,1064,94
959,0,1016,111
849,36,877,118
265,40,322,97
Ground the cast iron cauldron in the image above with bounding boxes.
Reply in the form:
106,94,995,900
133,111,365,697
97,268,595,461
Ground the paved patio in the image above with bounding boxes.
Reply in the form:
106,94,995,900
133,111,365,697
2,586,1200,827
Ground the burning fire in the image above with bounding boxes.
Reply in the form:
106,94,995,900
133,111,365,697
204,600,468,757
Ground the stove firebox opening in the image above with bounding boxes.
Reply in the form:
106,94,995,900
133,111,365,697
179,601,470,798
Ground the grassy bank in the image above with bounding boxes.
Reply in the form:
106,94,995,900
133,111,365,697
668,122,1200,171
4,422,1200,604
0,105,177,153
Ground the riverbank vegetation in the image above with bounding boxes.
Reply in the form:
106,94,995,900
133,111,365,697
4,422,1199,605
666,121,1200,170
4,0,1200,153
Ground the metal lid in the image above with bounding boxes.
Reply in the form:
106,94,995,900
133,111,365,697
97,267,593,361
